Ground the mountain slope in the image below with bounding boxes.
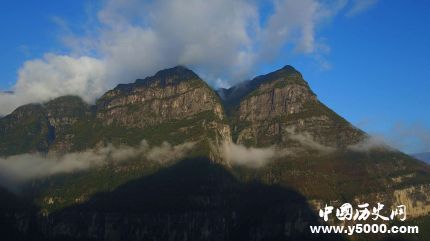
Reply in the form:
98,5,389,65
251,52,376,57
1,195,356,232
413,152,430,164
0,103,54,155
0,66,234,214
219,65,430,220
219,65,364,148
0,66,231,159
42,158,345,241
94,66,231,159
1,65,430,241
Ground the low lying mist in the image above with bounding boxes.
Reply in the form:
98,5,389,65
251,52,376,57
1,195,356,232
0,129,383,190
222,142,288,168
0,140,195,189
347,136,393,152
284,128,335,153
222,128,335,168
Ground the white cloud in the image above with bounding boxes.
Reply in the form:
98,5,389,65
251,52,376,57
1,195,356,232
222,142,282,168
284,127,335,153
222,128,334,168
261,0,321,55
0,140,195,189
97,0,259,85
0,54,106,115
347,0,379,17
1,0,357,116
347,135,392,152
354,121,430,154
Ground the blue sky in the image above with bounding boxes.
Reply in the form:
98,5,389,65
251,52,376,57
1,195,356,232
287,0,430,153
0,0,429,153
0,1,88,88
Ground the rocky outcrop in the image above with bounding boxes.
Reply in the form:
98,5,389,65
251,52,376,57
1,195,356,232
95,66,231,162
0,66,231,160
96,66,225,128
1,65,430,241
309,183,430,224
45,96,93,153
220,65,363,148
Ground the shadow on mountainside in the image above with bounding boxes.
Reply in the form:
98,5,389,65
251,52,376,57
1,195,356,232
1,158,428,241
39,158,345,241
0,187,42,241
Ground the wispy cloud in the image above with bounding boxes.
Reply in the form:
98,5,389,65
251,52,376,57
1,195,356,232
0,54,107,115
347,135,392,152
222,128,334,168
222,142,289,168
386,123,430,154
346,0,380,17
353,122,430,154
284,127,335,153
0,140,195,189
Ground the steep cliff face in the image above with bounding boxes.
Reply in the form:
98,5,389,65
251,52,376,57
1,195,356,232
1,65,430,241
45,96,93,153
220,65,363,148
94,66,231,160
96,66,225,128
0,66,231,159
220,65,430,222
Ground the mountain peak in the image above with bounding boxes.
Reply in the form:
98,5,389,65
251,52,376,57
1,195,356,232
280,64,298,72
154,65,198,79
252,64,303,85
135,66,200,87
218,64,309,110
110,66,202,93
45,95,86,106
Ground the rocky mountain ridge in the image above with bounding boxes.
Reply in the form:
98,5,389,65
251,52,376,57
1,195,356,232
219,65,364,149
1,65,430,241
0,66,231,162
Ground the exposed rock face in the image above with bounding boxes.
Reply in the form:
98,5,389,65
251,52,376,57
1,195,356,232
0,66,231,159
45,96,93,153
94,66,231,162
1,65,430,241
218,65,430,224
97,66,225,128
220,65,363,148
392,184,430,218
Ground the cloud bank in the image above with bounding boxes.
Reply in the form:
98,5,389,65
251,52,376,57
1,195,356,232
222,142,288,168
284,127,335,153
0,54,107,114
347,135,392,152
0,140,194,189
0,0,380,115
222,128,334,168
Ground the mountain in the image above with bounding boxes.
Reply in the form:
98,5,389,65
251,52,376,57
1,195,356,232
219,65,430,215
219,65,364,148
413,152,430,164
0,66,230,160
0,65,430,241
